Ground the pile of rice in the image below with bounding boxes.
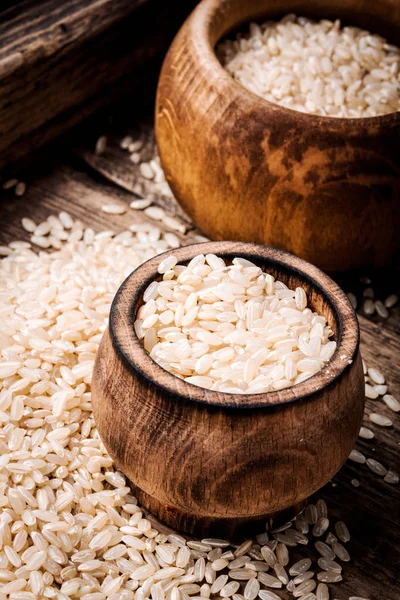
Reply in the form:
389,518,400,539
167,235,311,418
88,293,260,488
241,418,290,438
136,254,336,394
217,14,400,118
1,203,395,600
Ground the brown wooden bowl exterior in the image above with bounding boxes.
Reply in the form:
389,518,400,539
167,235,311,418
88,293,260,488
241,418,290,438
155,0,400,272
92,242,365,536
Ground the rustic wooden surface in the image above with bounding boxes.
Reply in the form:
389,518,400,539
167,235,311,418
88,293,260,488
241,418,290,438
0,0,198,172
155,0,400,272
0,101,399,599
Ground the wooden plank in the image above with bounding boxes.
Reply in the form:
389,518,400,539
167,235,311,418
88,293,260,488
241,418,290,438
0,148,399,599
0,0,198,171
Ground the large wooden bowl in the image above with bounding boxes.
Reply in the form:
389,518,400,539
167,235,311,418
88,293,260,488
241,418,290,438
155,0,400,272
92,242,365,537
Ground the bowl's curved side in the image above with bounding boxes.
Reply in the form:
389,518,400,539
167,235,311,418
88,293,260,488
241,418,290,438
92,327,365,533
155,0,400,271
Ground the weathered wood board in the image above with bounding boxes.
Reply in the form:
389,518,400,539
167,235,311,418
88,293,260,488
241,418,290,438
0,0,198,171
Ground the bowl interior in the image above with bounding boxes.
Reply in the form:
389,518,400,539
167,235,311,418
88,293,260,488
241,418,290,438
133,251,340,338
207,0,400,50
198,0,400,127
110,242,359,409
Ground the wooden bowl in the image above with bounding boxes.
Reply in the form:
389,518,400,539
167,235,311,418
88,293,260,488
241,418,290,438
92,241,365,537
155,0,400,272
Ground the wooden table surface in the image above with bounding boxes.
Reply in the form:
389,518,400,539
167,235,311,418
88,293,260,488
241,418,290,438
0,98,399,600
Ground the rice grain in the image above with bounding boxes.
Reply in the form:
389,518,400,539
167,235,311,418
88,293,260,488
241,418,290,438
366,458,388,476
218,15,400,118
348,449,366,464
369,413,393,427
383,470,399,484
383,394,400,412
101,204,126,215
316,583,329,600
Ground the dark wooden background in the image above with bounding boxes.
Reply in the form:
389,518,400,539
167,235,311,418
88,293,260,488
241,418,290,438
0,0,198,171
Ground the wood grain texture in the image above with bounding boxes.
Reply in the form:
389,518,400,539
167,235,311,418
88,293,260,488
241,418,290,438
155,0,400,272
0,113,399,598
0,0,198,171
92,241,365,535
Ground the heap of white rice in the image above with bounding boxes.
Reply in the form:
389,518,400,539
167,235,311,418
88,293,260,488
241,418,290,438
0,214,347,600
2,204,397,600
136,254,336,394
217,14,400,117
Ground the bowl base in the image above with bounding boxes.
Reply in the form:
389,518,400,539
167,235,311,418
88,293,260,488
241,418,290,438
130,482,307,540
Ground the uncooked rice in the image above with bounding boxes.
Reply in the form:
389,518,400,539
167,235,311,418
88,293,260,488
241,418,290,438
384,471,400,484
348,449,366,464
130,199,153,210
369,412,393,427
383,394,400,412
0,204,397,599
136,255,337,393
217,14,400,117
358,426,374,440
95,136,107,155
375,301,389,318
366,458,388,476
118,133,174,203
316,582,329,599
101,204,127,216
345,358,398,484
2,178,18,190
15,182,27,197
140,163,155,180
385,294,398,309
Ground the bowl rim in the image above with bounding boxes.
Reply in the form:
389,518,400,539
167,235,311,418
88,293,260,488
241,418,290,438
189,0,400,128
109,241,360,409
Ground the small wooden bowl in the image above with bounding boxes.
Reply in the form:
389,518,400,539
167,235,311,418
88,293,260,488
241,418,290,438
92,242,365,537
155,0,400,272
